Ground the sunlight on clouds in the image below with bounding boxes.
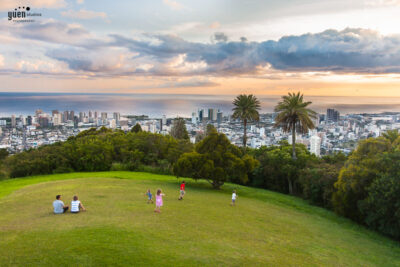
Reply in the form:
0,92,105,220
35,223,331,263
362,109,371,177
218,5,400,41
366,0,400,6
167,54,207,73
209,21,220,29
61,9,108,21
0,0,66,10
163,0,184,10
15,60,71,74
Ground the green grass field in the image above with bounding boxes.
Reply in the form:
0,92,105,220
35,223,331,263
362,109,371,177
0,172,399,266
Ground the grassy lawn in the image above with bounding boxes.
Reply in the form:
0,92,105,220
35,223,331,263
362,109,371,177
0,171,399,266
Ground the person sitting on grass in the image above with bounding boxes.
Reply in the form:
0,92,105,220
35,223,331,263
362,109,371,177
231,190,237,206
178,181,185,200
154,189,165,213
53,195,69,214
71,195,86,213
145,189,153,204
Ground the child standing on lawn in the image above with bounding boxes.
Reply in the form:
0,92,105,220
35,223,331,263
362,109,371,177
145,189,153,204
231,190,237,206
178,181,185,200
155,189,165,213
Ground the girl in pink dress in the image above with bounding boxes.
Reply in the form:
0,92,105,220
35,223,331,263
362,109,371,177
155,189,165,213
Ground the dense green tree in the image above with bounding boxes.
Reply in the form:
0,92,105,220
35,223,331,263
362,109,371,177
321,152,347,165
299,161,342,209
250,141,314,195
0,149,8,162
361,173,400,239
274,92,317,161
174,131,258,188
332,137,390,222
232,94,261,148
206,124,217,135
382,129,400,145
4,128,193,178
194,124,217,143
170,118,189,140
131,123,142,133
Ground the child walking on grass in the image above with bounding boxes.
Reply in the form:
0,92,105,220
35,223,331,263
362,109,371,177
231,190,237,206
145,189,153,204
154,189,165,213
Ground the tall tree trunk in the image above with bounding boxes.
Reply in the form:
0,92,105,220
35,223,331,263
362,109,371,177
287,177,293,195
292,124,297,160
243,119,247,148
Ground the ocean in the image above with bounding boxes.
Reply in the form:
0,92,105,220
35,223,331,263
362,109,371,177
1,92,400,117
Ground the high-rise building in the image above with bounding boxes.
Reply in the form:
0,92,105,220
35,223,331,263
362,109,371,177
198,109,204,122
101,112,108,120
94,111,98,119
313,115,320,127
11,115,16,128
310,135,321,157
68,111,75,121
327,108,340,122
217,111,223,124
79,112,84,122
260,127,266,137
191,112,197,124
39,117,49,128
113,112,120,124
208,109,217,121
27,116,32,126
63,111,69,123
162,115,167,126
52,110,59,117
35,109,43,118
88,111,92,118
73,116,79,128
53,113,62,125
19,115,25,126
109,119,116,129
212,109,217,121
149,124,156,133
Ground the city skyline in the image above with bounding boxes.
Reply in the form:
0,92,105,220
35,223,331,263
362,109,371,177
2,92,400,118
2,103,399,157
2,1,400,97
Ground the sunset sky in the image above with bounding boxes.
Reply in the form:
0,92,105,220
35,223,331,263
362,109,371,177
2,0,400,96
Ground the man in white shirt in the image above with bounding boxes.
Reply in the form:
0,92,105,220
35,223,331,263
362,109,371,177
71,195,86,213
53,195,69,214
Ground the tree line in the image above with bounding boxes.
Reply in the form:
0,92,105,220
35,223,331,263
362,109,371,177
0,92,399,240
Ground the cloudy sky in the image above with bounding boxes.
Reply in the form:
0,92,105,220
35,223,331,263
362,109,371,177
2,0,400,96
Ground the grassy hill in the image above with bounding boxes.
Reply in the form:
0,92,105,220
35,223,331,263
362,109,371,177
0,172,399,266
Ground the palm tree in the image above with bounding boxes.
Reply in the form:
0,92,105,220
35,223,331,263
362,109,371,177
232,94,261,148
274,92,317,160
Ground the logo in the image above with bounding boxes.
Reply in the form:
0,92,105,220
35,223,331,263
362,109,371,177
8,6,41,22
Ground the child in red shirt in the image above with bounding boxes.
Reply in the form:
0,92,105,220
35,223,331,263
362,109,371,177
178,181,185,200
